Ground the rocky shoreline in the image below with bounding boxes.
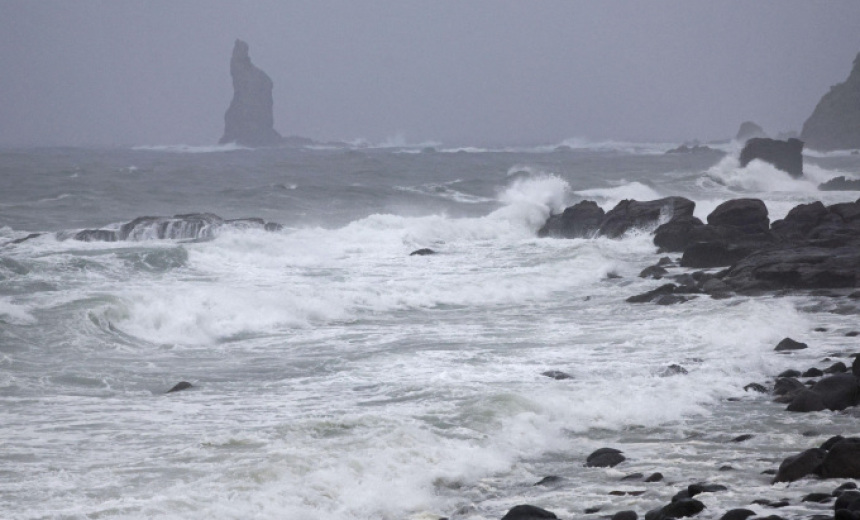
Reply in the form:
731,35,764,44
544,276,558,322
479,196,860,520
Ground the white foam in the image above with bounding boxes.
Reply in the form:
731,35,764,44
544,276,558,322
0,298,36,324
575,181,663,210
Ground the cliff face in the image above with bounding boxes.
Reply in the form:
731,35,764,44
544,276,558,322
219,40,283,147
800,52,860,152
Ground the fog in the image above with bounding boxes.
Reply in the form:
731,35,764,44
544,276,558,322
2,1,859,147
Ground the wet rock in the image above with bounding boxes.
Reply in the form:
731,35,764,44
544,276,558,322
834,482,858,495
773,377,806,399
707,198,771,234
653,216,707,253
646,498,705,520
612,511,638,520
584,507,602,514
719,465,734,471
586,448,625,468
804,493,834,503
825,361,848,374
410,248,436,256
778,369,802,378
719,509,756,520
688,483,727,496
654,294,689,305
621,472,644,481
753,499,790,508
501,504,558,520
731,434,754,443
167,381,193,393
805,374,860,411
626,284,677,304
739,137,804,178
640,265,669,279
533,476,563,486
538,200,605,239
598,197,696,239
541,370,573,380
661,364,688,377
803,368,825,378
773,448,826,482
645,472,664,482
679,241,756,269
775,338,808,352
847,331,860,337
744,382,768,393
820,438,860,479
786,389,827,412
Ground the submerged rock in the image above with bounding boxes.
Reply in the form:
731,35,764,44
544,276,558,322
773,448,826,483
801,52,860,152
586,447,625,468
501,504,558,520
409,248,436,256
775,338,808,351
220,39,283,147
167,381,193,393
739,138,804,178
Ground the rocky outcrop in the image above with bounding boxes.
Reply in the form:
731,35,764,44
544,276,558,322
220,39,283,147
739,137,804,178
801,52,860,151
539,197,694,239
64,213,283,242
820,176,860,191
735,121,766,142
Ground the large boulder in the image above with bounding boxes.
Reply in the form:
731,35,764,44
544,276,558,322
801,52,860,152
820,438,860,479
739,138,804,178
773,448,827,483
220,39,283,147
538,200,605,238
706,199,770,234
501,505,558,520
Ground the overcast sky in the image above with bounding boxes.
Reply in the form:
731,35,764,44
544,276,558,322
1,1,859,147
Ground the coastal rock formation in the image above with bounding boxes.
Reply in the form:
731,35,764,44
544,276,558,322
538,197,695,239
820,176,860,191
66,213,283,242
801,52,860,151
220,39,283,147
735,121,767,142
739,137,804,178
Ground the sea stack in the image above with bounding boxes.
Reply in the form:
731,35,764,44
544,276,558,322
219,39,283,147
735,121,767,142
800,52,860,151
739,137,804,178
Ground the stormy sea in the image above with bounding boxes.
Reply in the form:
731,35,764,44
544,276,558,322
1,140,859,520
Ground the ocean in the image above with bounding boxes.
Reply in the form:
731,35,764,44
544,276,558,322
1,140,859,520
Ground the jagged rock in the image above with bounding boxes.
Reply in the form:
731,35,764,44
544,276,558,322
736,121,767,141
598,197,695,238
220,39,283,147
801,52,860,152
665,144,721,155
739,138,804,178
538,200,605,238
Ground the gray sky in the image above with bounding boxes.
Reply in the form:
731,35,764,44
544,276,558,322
2,1,859,147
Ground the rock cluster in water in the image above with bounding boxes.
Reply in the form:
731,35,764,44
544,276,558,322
540,195,860,297
219,39,283,147
801,52,860,152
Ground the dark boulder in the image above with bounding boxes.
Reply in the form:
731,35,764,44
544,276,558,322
775,338,808,351
680,241,755,268
820,438,860,479
541,370,573,380
167,381,193,393
773,448,826,483
586,448,625,468
739,138,804,178
410,248,436,256
707,198,770,234
612,511,638,520
646,499,705,520
653,216,707,252
538,200,605,238
803,368,825,378
626,284,678,304
598,197,695,238
645,472,664,482
533,476,562,486
501,505,558,520
808,373,860,411
719,509,756,520
220,39,283,147
786,389,827,412
640,265,668,279
772,202,835,239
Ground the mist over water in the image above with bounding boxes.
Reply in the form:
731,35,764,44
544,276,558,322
1,143,859,519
